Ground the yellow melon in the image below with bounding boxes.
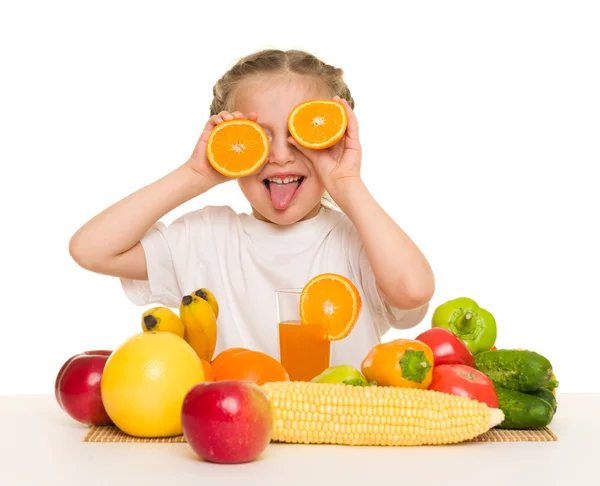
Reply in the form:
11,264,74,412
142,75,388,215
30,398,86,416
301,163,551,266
101,332,205,437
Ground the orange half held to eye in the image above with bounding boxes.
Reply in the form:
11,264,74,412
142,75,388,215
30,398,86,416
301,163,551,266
206,119,270,178
288,100,348,149
299,273,362,341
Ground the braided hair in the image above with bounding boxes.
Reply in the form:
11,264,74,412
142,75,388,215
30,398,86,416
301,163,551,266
209,49,355,116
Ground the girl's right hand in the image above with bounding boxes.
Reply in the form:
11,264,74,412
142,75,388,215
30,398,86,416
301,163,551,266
186,110,259,186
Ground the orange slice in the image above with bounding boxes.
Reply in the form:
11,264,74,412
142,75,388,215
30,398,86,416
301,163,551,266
288,100,348,149
206,119,270,177
299,273,362,341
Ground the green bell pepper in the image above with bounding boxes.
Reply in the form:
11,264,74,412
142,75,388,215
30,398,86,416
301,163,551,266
310,365,374,386
431,297,497,355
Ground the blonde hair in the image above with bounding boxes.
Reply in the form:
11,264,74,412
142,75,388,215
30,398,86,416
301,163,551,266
209,49,355,211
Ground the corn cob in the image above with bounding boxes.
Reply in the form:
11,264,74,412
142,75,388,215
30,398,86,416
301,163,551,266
261,381,504,446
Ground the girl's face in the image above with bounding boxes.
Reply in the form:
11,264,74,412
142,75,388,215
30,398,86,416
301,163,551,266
232,74,330,225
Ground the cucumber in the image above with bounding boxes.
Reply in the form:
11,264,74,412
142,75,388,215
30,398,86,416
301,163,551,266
474,349,553,392
543,375,559,392
528,388,558,413
495,387,555,429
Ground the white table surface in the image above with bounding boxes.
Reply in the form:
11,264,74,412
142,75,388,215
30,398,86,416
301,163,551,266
0,392,596,485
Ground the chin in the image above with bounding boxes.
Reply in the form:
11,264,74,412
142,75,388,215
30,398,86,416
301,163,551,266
257,204,318,225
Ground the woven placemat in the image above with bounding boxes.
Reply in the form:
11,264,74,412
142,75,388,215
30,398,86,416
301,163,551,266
83,425,558,443
469,426,558,442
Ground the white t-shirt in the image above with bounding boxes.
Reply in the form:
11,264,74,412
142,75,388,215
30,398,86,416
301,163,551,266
120,205,428,370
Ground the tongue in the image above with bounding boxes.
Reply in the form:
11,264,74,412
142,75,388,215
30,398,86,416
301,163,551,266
269,182,299,210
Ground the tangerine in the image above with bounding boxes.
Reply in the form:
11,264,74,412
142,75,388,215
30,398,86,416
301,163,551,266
214,350,289,385
200,359,215,381
210,347,250,376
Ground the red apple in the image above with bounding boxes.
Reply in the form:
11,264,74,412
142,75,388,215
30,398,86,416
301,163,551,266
415,328,475,367
55,350,112,407
55,350,113,425
181,380,273,464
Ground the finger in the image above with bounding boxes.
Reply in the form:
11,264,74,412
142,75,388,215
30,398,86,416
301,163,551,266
209,114,225,126
221,111,235,122
247,112,259,122
340,98,359,141
199,115,221,139
230,111,245,119
211,111,230,123
198,114,225,143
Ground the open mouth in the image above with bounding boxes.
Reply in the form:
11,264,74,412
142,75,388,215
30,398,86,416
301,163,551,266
263,175,306,210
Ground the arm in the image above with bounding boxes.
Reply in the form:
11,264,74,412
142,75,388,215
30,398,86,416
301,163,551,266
68,165,214,281
329,179,435,310
69,110,252,281
287,97,434,310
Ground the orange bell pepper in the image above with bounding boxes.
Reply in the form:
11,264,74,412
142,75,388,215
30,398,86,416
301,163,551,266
361,339,434,388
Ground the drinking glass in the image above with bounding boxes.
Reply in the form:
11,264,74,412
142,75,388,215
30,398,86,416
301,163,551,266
275,289,331,381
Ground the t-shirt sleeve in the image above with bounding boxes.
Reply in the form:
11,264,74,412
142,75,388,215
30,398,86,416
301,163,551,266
357,245,430,335
119,209,208,309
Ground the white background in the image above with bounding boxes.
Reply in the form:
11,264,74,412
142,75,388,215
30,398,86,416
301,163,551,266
1,1,598,394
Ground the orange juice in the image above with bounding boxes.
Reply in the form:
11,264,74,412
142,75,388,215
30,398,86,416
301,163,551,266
278,320,331,382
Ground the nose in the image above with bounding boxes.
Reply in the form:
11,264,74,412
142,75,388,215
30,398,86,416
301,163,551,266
267,133,295,166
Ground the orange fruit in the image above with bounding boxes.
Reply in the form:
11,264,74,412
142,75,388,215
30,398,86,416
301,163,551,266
200,359,214,381
214,350,289,385
299,273,362,341
210,347,250,375
288,99,348,149
206,119,270,177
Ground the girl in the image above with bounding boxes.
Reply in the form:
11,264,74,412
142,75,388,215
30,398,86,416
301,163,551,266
69,49,435,369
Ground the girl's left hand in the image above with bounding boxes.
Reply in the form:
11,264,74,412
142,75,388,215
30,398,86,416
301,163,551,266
288,96,362,195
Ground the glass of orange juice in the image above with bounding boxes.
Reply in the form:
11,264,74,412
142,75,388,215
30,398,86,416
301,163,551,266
276,289,331,382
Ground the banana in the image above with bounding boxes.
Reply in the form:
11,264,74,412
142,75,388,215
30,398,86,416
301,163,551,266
180,289,218,362
141,307,185,338
196,288,219,318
